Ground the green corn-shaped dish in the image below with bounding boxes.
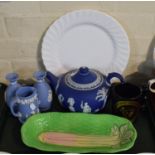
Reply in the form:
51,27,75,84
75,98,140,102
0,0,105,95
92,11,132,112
21,112,137,153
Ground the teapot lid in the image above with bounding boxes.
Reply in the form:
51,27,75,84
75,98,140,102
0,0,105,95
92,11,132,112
65,67,104,91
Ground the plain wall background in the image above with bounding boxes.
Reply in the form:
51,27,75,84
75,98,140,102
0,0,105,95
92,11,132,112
0,1,155,83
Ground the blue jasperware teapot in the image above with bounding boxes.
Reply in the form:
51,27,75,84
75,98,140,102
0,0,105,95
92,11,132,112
47,67,124,113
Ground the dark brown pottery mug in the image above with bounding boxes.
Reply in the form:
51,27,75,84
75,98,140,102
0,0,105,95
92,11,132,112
111,83,142,122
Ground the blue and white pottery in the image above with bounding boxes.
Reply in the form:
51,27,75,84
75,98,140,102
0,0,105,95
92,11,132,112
46,67,124,113
5,72,21,108
33,71,52,111
10,86,40,123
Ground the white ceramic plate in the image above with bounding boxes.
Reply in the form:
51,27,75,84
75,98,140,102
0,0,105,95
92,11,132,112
42,10,130,76
0,151,10,154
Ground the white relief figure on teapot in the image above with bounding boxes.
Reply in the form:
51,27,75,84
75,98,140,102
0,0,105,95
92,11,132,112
96,87,108,102
67,98,75,112
80,101,91,113
55,77,61,92
94,108,100,112
58,94,64,104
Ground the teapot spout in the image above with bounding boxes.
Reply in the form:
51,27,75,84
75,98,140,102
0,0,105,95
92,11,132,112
46,71,58,90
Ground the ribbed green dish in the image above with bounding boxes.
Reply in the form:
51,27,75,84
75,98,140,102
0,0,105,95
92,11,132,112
21,112,137,153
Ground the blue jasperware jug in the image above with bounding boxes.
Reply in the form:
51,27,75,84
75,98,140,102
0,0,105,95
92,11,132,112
46,67,124,113
5,72,21,108
33,71,52,111
10,86,40,123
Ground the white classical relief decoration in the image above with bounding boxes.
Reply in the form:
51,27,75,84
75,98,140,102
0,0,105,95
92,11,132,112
80,101,91,113
48,89,52,102
58,94,64,104
67,97,75,112
30,103,36,111
96,87,107,102
17,94,37,105
65,70,103,91
31,110,36,115
94,108,100,112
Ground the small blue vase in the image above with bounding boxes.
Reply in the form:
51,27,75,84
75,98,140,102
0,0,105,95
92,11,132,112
33,71,52,111
5,72,21,108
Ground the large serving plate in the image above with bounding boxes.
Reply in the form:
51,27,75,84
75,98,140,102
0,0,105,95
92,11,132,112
42,10,130,76
21,112,137,153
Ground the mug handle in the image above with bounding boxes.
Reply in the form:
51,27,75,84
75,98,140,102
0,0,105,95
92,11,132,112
10,97,19,117
106,72,125,85
148,79,155,93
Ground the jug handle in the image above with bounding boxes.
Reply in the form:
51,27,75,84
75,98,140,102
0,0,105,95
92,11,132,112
106,72,125,85
10,97,19,117
148,79,155,93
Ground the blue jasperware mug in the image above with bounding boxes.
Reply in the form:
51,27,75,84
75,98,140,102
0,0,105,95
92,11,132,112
10,86,40,123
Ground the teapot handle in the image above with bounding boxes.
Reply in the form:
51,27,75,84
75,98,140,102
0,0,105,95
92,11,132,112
10,97,19,117
106,72,125,85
